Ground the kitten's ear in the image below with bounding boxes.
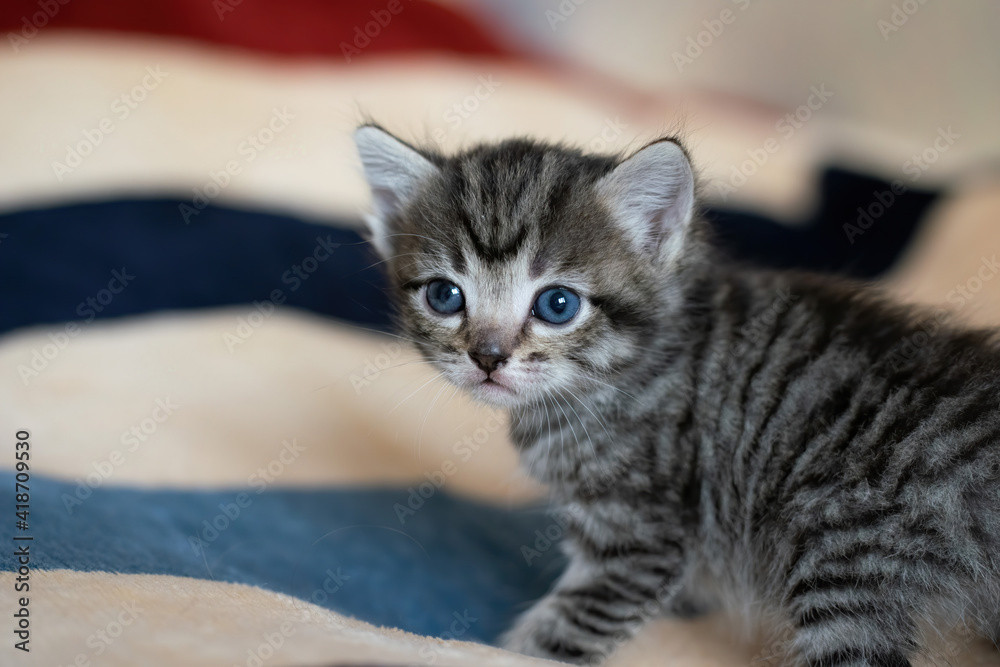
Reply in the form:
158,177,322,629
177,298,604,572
353,125,440,258
596,139,696,261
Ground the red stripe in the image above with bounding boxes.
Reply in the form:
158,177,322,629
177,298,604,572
2,0,514,60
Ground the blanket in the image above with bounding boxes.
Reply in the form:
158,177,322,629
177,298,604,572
2,1,999,665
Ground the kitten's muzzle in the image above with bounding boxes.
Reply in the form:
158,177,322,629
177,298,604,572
468,345,509,374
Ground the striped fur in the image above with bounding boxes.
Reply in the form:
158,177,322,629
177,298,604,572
354,125,1000,666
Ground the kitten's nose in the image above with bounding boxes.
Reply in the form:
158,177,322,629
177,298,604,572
469,345,509,374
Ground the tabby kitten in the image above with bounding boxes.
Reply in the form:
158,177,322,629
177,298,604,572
353,124,1000,666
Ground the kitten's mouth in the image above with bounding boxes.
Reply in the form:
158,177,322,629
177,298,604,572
475,375,516,400
458,369,520,405
482,377,512,391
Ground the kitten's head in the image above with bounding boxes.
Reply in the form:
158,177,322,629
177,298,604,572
354,125,702,408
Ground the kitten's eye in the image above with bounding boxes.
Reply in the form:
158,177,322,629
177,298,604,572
532,287,581,325
426,280,465,315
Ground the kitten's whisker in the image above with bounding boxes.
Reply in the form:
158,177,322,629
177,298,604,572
562,385,614,442
359,251,429,273
416,381,450,463
543,387,569,484
383,232,439,244
540,391,555,482
584,372,643,405
310,357,449,394
388,371,447,415
554,387,587,446
443,383,463,412
560,386,618,486
330,323,426,348
556,387,607,485
351,358,446,383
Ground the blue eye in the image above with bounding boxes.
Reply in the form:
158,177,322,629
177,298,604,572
533,287,581,324
426,280,464,314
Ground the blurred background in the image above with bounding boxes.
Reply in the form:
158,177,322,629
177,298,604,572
2,2,1000,666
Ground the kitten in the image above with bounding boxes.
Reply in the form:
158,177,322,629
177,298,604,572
353,124,1000,667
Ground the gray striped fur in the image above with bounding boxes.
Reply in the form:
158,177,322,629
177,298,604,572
354,125,1000,666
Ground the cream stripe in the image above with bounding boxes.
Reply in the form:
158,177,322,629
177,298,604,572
0,308,542,503
0,569,549,667
0,33,880,222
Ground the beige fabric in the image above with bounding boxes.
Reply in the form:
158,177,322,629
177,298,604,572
0,571,554,667
1,570,993,666
885,181,1000,326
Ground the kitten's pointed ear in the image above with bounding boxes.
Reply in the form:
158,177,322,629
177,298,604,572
596,139,696,260
353,125,440,258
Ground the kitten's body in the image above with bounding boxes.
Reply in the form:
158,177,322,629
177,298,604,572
353,125,1000,666
511,264,1000,661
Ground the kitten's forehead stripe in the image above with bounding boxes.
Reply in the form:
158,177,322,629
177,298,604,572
447,244,467,275
542,169,576,227
450,147,548,266
529,251,549,280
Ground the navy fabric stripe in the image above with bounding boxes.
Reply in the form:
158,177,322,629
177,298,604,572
707,167,939,278
0,472,565,643
0,199,393,336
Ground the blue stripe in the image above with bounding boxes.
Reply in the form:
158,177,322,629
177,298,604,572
0,472,565,643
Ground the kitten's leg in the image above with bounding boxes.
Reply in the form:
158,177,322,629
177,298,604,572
785,548,922,667
502,550,685,665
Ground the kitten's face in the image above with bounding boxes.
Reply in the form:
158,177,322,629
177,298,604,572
354,127,696,408
387,209,647,408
